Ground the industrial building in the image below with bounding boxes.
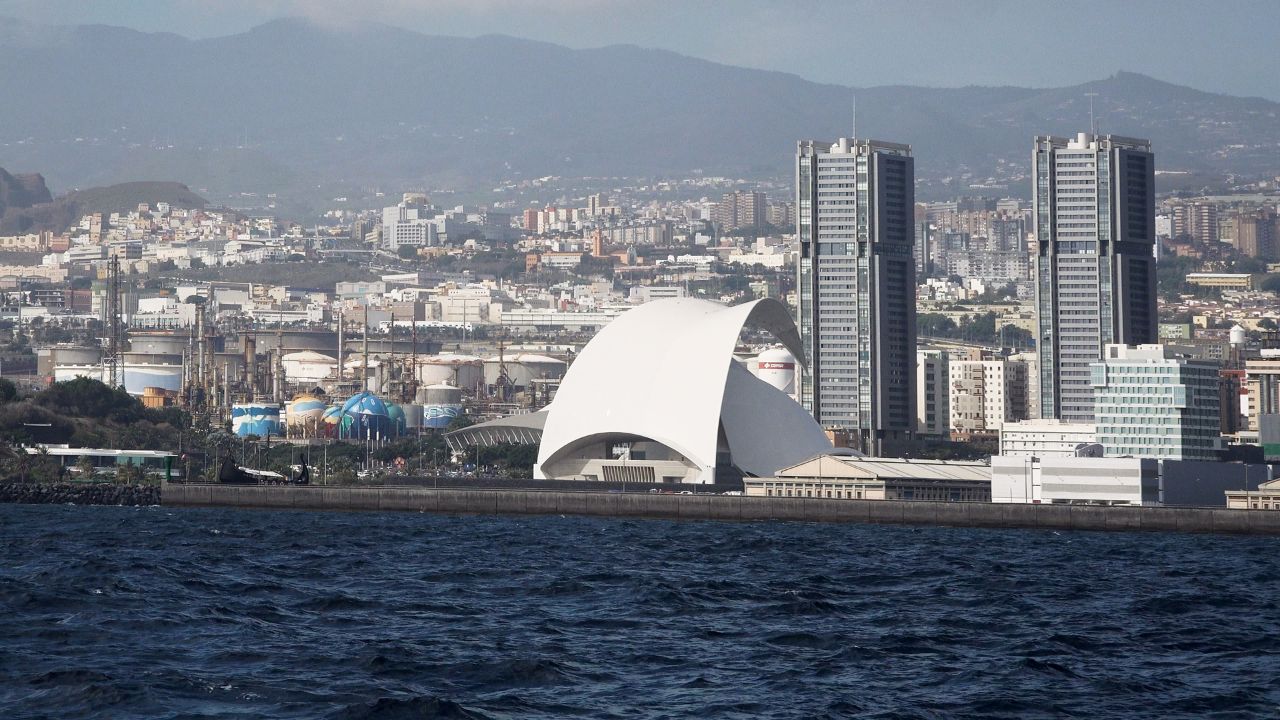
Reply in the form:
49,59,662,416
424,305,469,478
992,456,1276,506
999,419,1099,457
746,455,991,501
27,445,178,479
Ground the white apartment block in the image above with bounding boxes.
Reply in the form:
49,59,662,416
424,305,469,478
916,349,949,437
948,359,1029,433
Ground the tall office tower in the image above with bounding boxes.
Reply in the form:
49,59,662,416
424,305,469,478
1034,133,1157,423
797,137,916,453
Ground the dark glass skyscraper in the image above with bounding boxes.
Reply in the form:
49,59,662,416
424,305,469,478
796,138,916,453
1033,133,1157,422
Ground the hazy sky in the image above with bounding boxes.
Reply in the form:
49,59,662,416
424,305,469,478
3,0,1278,100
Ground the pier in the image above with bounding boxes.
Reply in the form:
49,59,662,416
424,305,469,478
161,483,1280,536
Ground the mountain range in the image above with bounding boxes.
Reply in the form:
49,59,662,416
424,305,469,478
0,17,1277,210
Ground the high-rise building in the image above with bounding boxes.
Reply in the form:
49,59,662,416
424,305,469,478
1034,133,1157,423
381,203,438,250
767,201,795,228
1171,202,1218,245
916,349,949,437
1235,209,1277,260
1092,344,1222,461
913,205,933,278
797,137,916,452
948,359,1029,434
713,191,767,231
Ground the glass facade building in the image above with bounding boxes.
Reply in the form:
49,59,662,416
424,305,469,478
796,138,916,452
1092,344,1222,461
1034,133,1157,423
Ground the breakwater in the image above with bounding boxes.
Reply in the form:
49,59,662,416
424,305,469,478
1,481,160,506
162,483,1280,535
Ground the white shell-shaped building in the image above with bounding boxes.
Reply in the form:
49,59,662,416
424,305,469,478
535,297,835,484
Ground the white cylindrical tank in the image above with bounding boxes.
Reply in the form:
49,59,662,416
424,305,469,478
753,347,796,397
121,364,184,395
232,403,283,437
483,353,567,388
400,404,424,429
1230,325,1246,346
415,355,484,392
421,383,463,429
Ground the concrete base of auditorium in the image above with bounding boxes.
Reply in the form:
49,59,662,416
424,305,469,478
160,483,1280,536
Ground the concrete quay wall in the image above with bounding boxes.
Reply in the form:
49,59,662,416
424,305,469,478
161,484,1280,536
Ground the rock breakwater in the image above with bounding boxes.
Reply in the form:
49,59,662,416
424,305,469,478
0,482,159,506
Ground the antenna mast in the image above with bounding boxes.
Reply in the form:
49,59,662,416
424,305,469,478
1085,92,1099,134
851,92,857,140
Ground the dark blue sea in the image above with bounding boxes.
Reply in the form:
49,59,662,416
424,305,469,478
1,505,1278,719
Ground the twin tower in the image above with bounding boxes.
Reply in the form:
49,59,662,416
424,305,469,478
796,133,1156,453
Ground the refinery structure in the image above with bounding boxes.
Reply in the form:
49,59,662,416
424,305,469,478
42,273,806,471
43,276,573,444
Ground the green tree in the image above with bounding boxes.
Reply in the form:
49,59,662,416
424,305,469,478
0,378,17,404
918,313,958,338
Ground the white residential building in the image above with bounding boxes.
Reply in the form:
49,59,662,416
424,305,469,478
948,359,1029,433
916,349,949,437
382,203,438,249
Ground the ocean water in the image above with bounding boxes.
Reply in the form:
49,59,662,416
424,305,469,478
1,504,1278,719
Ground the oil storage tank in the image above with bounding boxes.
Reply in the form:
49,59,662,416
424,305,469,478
121,363,184,395
482,353,567,391
752,346,797,399
286,393,327,437
421,383,463,429
232,403,283,437
340,391,392,439
399,403,424,431
415,354,484,391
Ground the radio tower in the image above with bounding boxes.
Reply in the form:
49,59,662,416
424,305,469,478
104,255,122,388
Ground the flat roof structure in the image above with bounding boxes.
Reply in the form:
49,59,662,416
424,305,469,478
774,455,991,483
748,454,991,502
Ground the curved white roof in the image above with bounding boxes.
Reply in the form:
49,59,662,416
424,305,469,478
535,297,831,483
